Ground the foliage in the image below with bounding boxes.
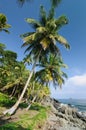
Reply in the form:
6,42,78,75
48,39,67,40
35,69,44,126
36,53,68,88
0,13,11,33
0,100,47,130
27,81,50,103
0,0,70,115
0,92,16,107
0,43,29,98
51,0,61,8
21,5,70,63
0,43,50,103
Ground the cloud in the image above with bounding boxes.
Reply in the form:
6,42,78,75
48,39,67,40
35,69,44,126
67,74,86,86
50,73,86,99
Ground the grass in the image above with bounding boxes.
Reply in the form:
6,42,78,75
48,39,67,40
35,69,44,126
0,93,48,130
18,106,47,130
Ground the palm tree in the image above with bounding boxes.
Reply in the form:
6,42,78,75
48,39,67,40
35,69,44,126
35,53,68,88
0,46,29,97
26,80,50,110
0,13,11,33
1,61,29,97
3,4,70,115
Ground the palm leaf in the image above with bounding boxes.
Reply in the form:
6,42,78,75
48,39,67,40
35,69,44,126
55,34,70,49
20,32,34,38
0,13,11,33
55,15,68,30
40,5,47,26
47,7,55,20
49,34,56,45
25,18,41,29
3,24,11,29
2,29,10,34
23,33,36,43
51,0,61,8
36,27,46,33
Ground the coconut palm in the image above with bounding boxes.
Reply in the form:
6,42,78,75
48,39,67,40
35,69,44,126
3,4,70,115
1,62,29,97
0,46,29,97
26,80,50,110
35,53,68,88
0,13,11,33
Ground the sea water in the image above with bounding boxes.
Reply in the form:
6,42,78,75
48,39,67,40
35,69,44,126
58,99,86,112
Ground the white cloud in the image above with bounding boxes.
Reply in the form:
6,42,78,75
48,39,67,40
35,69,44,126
67,74,86,86
50,73,86,99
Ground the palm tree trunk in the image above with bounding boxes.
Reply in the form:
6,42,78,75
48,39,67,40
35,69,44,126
10,85,17,99
26,95,37,110
26,86,43,110
3,59,37,115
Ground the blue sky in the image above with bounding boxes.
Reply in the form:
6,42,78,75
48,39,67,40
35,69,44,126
0,0,86,99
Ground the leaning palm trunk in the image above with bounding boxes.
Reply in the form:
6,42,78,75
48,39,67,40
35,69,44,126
26,95,37,110
3,55,40,115
3,62,36,115
26,88,42,110
26,86,44,110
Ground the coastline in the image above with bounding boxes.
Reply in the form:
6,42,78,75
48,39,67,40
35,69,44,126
58,99,86,112
42,97,86,130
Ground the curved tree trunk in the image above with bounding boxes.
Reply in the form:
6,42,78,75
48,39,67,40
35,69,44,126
26,95,37,110
3,60,37,115
26,86,43,110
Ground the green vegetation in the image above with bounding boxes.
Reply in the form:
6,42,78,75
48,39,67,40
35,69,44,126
0,108,47,130
4,0,69,115
0,92,16,108
0,13,11,33
0,93,47,130
0,0,70,129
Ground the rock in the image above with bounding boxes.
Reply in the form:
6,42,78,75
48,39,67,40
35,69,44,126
42,97,86,130
76,112,86,122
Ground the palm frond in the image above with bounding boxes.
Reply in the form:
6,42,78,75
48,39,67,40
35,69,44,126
49,34,56,45
20,32,34,38
55,15,69,30
40,5,47,26
51,0,61,8
2,29,10,34
62,71,68,78
0,13,11,33
57,76,65,88
36,27,46,34
3,24,11,29
47,7,55,20
55,34,70,49
48,43,61,56
25,18,41,29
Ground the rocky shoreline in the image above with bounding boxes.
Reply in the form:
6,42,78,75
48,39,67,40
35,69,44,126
42,97,86,130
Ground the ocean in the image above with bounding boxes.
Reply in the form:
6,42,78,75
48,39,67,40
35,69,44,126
58,99,86,112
